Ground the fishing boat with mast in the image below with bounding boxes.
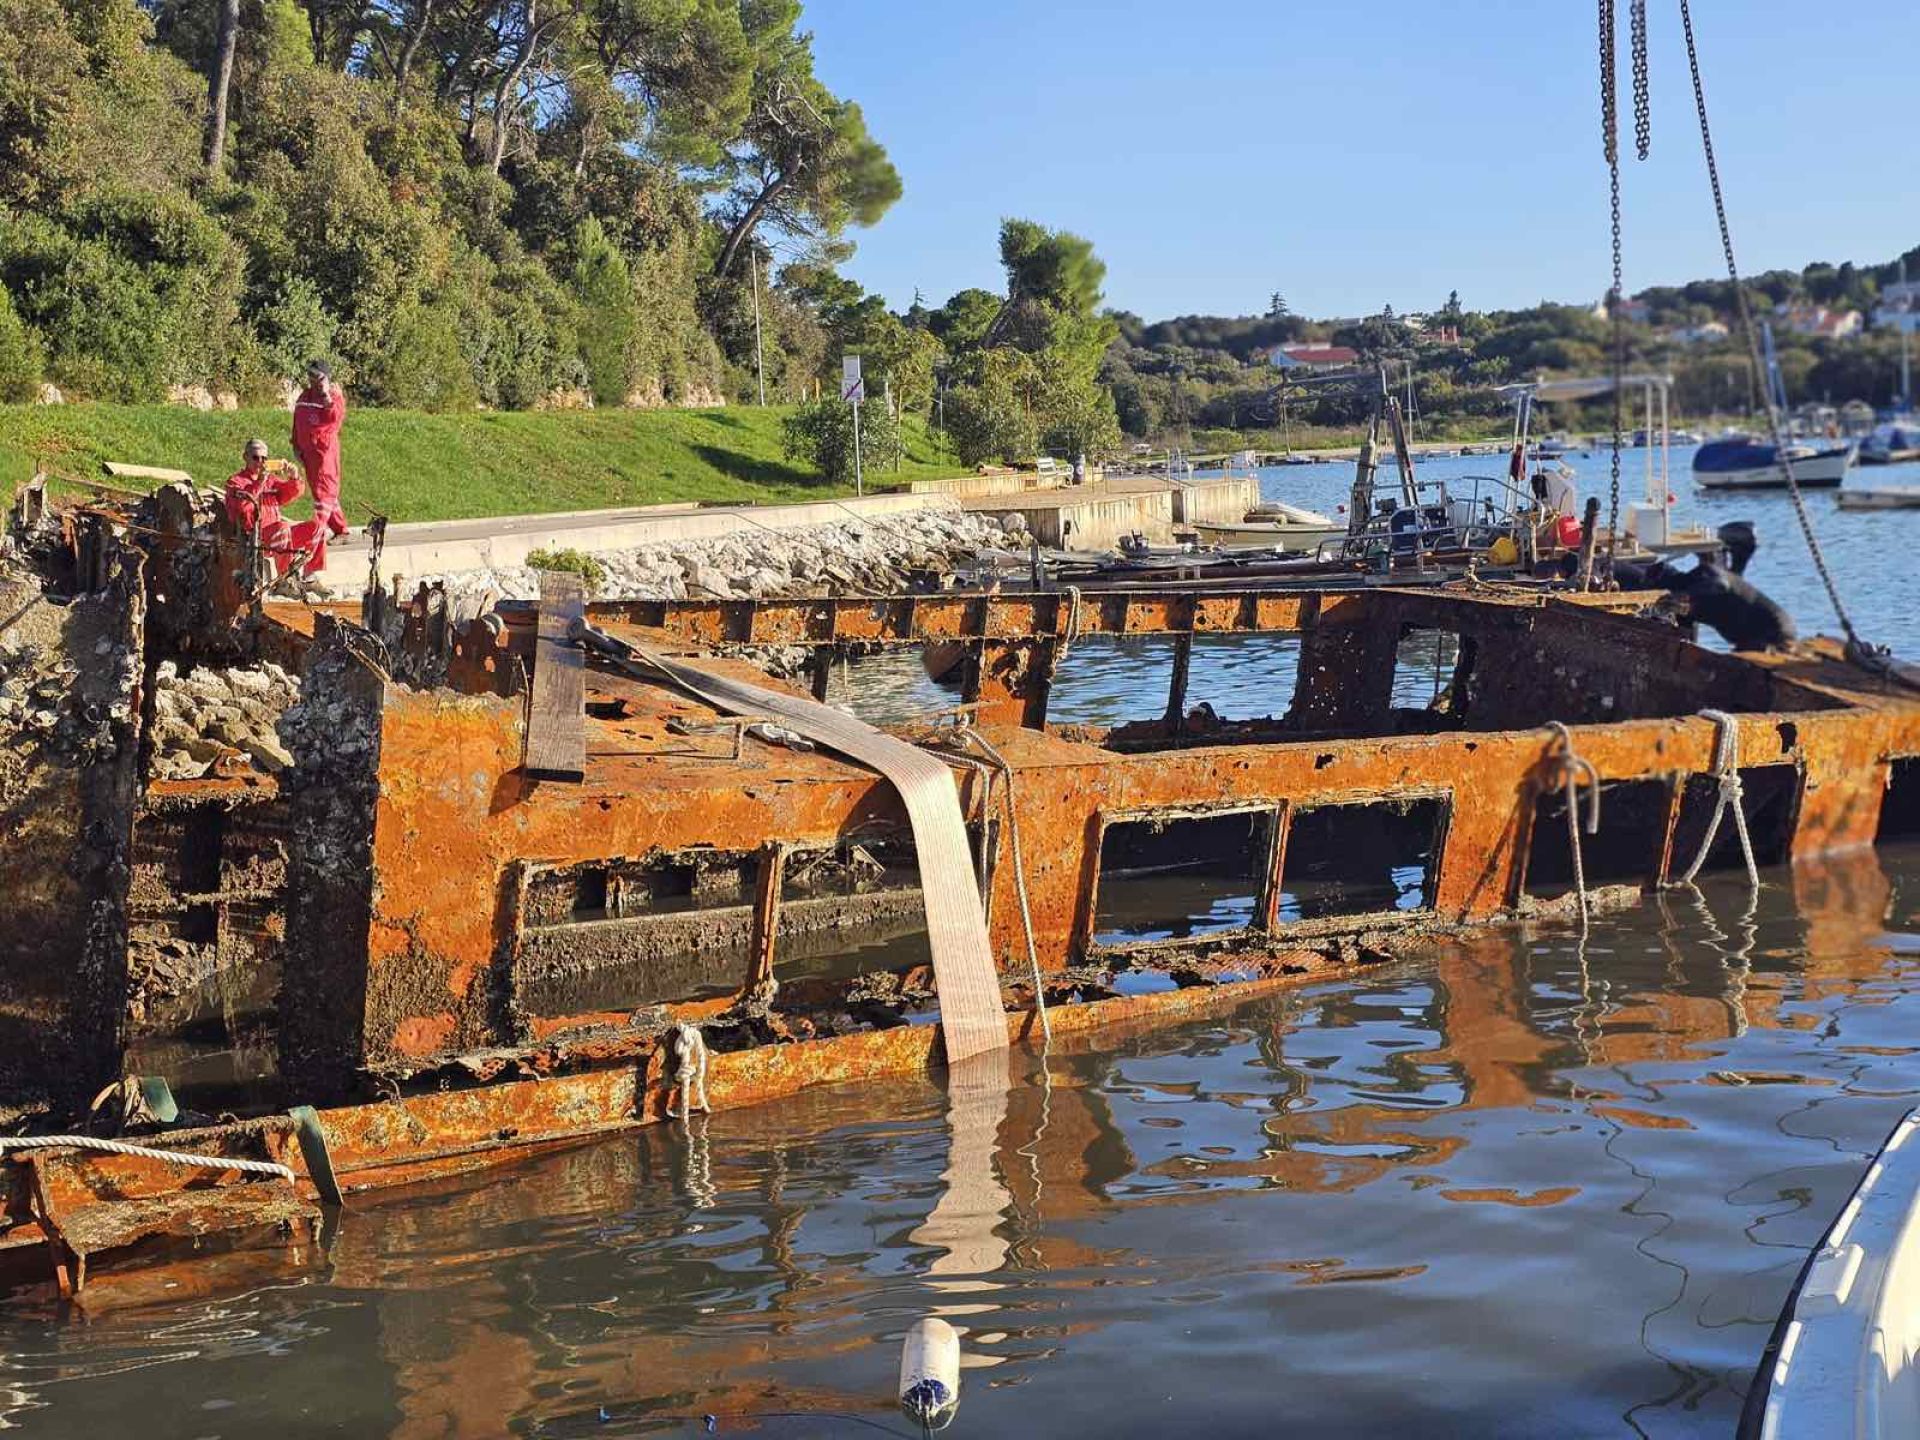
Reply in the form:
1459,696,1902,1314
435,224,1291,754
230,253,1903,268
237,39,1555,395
1694,324,1856,489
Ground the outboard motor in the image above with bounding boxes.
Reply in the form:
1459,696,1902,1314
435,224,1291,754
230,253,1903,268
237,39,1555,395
1717,520,1757,576
1388,507,1421,556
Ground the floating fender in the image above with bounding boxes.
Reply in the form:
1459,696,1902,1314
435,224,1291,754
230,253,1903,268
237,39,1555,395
898,1316,961,1430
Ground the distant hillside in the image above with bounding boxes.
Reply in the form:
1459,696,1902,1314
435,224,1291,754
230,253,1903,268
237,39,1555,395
1102,246,1920,444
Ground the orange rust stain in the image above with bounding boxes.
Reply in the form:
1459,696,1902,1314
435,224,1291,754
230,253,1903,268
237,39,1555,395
1591,1104,1693,1131
1438,1185,1581,1207
391,1014,459,1057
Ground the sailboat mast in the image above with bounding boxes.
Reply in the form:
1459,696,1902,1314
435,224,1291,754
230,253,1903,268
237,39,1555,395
1902,259,1913,410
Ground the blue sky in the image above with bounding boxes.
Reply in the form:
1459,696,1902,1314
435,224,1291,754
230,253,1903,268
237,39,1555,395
807,0,1916,322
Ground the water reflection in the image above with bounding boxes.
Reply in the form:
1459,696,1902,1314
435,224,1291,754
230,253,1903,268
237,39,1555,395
4,846,1920,1437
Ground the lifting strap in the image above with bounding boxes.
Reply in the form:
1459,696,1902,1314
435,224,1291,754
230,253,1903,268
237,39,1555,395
575,622,1009,1065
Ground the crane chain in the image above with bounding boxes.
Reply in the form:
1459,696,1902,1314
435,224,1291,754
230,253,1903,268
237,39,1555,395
1676,0,1880,667
1630,0,1651,162
1599,0,1624,576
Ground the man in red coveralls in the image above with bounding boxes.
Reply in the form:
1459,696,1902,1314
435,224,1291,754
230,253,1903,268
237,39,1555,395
291,360,349,573
223,438,306,576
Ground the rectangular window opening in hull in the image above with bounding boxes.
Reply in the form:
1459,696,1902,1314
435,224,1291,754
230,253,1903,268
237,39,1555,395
1390,627,1474,731
1094,808,1276,946
1277,797,1445,922
1672,765,1800,875
1526,778,1673,900
1879,757,1920,842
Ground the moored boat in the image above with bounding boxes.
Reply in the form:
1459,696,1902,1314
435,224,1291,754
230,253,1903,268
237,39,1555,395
1860,420,1920,466
1740,1108,1920,1438
1837,484,1920,511
1189,500,1346,552
1693,437,1854,490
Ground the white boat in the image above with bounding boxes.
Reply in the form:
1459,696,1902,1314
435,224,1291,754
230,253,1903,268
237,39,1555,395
1837,485,1920,511
1693,437,1855,490
1741,1107,1920,1438
1188,500,1346,552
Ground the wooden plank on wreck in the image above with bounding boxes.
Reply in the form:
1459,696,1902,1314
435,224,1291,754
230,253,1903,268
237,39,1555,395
526,570,586,781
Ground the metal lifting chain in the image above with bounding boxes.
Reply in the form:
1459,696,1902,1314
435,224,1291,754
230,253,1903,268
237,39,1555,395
1677,0,1888,673
1598,0,1629,575
1630,0,1651,161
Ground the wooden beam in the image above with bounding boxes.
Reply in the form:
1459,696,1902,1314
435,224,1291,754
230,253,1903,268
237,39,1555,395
102,462,194,484
525,571,586,781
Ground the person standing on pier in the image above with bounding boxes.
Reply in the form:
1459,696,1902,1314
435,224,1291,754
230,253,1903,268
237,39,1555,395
291,360,349,572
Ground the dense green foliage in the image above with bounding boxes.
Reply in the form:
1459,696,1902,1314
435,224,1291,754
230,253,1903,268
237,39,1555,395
525,547,607,589
0,402,962,520
780,395,901,484
4,0,1911,482
0,0,900,409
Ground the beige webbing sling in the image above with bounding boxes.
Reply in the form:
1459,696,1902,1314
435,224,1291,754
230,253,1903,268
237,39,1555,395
575,622,1009,1065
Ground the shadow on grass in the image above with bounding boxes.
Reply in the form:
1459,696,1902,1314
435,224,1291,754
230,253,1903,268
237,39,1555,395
689,444,827,489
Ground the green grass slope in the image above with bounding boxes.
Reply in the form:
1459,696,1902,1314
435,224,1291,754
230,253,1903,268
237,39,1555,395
0,404,965,524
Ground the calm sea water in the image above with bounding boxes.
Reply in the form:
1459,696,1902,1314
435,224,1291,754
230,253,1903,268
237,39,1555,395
3,856,1917,1437
2,448,1917,1437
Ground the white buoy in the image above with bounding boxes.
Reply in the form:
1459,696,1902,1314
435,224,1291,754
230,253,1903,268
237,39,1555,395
898,1316,961,1430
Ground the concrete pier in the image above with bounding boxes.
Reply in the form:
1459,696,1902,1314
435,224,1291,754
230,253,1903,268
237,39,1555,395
315,491,955,595
960,474,1260,551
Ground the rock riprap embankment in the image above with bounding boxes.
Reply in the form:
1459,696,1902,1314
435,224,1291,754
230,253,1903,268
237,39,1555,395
421,510,1022,607
149,660,301,779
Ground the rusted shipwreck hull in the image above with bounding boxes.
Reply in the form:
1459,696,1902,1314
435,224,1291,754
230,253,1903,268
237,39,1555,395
3,484,1917,1299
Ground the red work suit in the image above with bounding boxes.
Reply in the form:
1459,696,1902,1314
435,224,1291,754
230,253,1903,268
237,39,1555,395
224,464,306,576
291,383,349,570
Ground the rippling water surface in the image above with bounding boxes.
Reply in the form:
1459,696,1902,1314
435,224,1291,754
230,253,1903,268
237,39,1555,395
3,447,1918,1437
5,854,1920,1438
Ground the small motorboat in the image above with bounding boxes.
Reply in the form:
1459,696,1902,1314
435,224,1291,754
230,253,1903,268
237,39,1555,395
1693,436,1854,489
1188,500,1346,552
1860,420,1920,466
1837,485,1920,511
1740,1107,1920,1438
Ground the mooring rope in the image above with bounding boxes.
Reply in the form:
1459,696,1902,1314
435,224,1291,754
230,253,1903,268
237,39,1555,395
954,726,1051,1042
1056,584,1084,662
0,1134,295,1181
1672,708,1759,889
1544,721,1602,931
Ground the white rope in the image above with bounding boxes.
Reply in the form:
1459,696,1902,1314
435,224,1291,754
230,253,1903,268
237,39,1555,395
1673,708,1758,889
1543,721,1601,932
955,726,1051,1042
666,1022,712,1120
1056,585,1084,662
0,1134,295,1180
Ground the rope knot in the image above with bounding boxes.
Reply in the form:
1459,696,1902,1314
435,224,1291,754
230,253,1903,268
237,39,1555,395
666,1023,710,1119
1671,709,1759,891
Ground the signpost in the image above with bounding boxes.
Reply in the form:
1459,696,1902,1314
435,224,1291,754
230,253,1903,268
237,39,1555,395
842,355,865,496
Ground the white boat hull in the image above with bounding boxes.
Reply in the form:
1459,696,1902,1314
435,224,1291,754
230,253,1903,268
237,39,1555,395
1696,448,1853,490
1743,1108,1920,1438
1837,486,1920,511
1189,521,1348,552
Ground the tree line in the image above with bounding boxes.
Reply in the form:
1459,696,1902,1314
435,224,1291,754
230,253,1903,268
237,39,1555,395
0,0,900,411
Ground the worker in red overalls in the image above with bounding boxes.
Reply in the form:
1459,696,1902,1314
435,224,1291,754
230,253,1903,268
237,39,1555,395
223,438,306,576
290,360,349,573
